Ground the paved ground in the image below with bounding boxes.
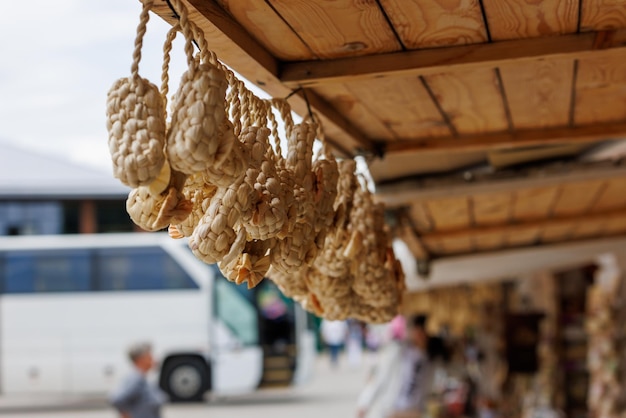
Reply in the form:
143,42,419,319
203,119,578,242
0,353,374,418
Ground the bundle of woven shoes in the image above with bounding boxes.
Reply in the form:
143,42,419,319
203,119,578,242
105,0,404,323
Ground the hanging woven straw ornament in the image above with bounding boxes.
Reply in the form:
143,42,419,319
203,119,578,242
166,0,233,176
126,164,192,231
235,126,287,241
219,239,273,289
188,186,247,265
168,173,217,239
271,119,319,274
106,0,166,188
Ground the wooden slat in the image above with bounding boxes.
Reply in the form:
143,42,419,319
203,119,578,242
409,203,435,233
382,121,626,154
313,83,395,141
481,0,579,40
342,77,451,139
473,231,506,251
424,69,509,134
396,219,430,260
580,0,626,31
426,197,471,230
378,164,626,207
551,179,606,216
280,30,626,88
603,216,626,235
378,0,487,49
589,177,626,212
575,55,626,125
472,193,513,226
267,0,401,59
436,235,474,255
505,226,541,246
152,0,372,155
214,0,313,60
422,209,626,248
570,220,606,239
498,59,574,129
512,186,560,221
540,223,574,243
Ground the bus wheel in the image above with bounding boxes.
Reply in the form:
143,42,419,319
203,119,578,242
161,357,208,402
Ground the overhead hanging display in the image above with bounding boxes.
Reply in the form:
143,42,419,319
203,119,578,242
105,0,404,323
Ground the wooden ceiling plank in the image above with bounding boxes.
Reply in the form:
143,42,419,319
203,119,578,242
378,0,487,49
151,0,373,156
512,186,560,221
472,193,514,226
378,164,626,207
409,203,435,233
267,0,401,59
214,0,314,60
570,220,606,239
540,223,576,243
551,179,606,216
505,226,541,246
498,58,574,129
574,55,626,125
580,0,626,31
481,0,579,40
423,68,509,134
313,83,396,140
383,120,626,154
280,30,626,88
423,208,626,244
426,197,472,230
340,76,451,139
472,231,506,251
397,218,430,261
434,235,475,255
589,177,626,212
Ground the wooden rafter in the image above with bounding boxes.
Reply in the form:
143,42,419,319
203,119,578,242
280,30,626,87
377,163,626,207
381,121,626,154
151,0,377,156
395,211,430,262
421,208,626,248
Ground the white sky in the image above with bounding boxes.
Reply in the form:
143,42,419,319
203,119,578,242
0,0,272,174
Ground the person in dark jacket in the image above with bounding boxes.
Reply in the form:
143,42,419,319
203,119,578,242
109,342,167,418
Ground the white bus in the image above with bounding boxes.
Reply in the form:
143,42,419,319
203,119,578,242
0,233,316,401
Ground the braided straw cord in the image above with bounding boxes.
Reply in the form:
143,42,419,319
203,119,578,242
160,23,180,110
106,0,166,188
165,0,232,175
219,239,273,289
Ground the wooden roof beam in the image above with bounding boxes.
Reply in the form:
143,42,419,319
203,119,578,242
280,30,626,87
151,0,376,156
377,162,626,207
421,209,626,246
382,121,626,155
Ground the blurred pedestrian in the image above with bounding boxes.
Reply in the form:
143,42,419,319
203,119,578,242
346,319,364,368
109,342,167,418
356,314,433,418
320,319,348,368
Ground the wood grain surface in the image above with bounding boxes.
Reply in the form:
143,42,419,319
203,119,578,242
580,0,626,31
379,0,487,48
344,76,451,139
268,0,401,58
575,55,626,125
498,58,574,129
424,68,509,135
214,0,313,60
482,0,579,40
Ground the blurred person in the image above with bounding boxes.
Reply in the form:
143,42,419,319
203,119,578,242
346,319,365,368
320,318,348,368
356,314,434,418
109,342,167,418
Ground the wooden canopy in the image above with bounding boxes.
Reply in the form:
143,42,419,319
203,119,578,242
151,0,626,279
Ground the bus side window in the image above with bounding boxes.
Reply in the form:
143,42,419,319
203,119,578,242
95,247,198,291
214,272,259,346
2,250,91,293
